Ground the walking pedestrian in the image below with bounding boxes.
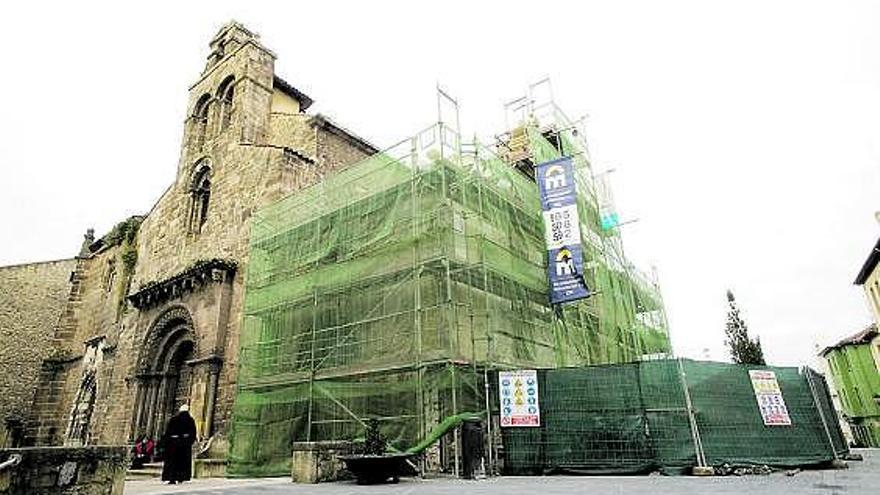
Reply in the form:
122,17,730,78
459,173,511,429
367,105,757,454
160,404,197,484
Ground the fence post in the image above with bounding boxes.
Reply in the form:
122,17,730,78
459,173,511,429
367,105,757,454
676,358,707,467
802,366,840,461
484,368,493,476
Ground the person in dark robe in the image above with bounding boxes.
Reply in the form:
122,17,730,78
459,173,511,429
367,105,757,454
161,404,197,484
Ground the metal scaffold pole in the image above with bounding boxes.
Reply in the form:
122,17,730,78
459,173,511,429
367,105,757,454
451,363,460,477
306,289,317,442
803,366,841,461
484,367,493,475
410,132,426,475
677,358,707,468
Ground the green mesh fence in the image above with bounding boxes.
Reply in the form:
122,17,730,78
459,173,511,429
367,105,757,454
229,117,673,477
501,359,848,475
683,361,847,466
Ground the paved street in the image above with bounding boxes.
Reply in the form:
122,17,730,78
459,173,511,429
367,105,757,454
124,449,878,495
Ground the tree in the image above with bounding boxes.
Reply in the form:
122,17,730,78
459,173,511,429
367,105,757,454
724,290,766,365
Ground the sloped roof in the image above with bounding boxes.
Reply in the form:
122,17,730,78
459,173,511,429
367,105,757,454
309,114,379,154
273,76,314,111
818,323,879,356
854,237,880,285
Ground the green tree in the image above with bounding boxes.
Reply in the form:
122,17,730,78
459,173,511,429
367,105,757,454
724,290,766,365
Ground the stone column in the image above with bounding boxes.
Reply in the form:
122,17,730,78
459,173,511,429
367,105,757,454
185,356,222,440
130,379,147,440
154,375,172,439
144,377,161,439
204,358,222,439
183,361,203,437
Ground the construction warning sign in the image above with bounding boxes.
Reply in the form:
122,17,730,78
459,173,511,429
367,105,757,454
499,370,540,427
749,369,792,426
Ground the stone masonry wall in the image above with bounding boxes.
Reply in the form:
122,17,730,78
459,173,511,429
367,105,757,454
0,259,75,447
28,243,131,447
268,113,316,153
317,125,374,172
0,446,126,495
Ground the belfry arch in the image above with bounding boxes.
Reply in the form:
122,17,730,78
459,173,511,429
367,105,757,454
131,306,198,440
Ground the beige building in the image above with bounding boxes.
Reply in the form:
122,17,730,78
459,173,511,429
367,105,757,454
855,237,880,369
0,22,375,464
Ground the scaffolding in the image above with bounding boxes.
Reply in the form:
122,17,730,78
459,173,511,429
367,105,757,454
228,87,672,476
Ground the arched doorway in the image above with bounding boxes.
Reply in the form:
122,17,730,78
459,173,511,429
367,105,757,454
166,340,195,414
132,307,198,441
153,336,195,434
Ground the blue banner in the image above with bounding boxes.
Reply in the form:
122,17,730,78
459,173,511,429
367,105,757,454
537,157,591,304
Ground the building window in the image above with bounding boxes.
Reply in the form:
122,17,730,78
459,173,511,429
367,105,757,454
217,76,235,131
869,285,876,312
193,93,212,149
854,385,865,410
873,281,880,314
189,161,212,234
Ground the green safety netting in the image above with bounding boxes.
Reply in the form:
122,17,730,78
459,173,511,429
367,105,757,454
501,359,848,475
228,118,673,476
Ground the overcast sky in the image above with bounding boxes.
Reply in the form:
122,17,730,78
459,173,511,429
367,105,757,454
2,1,878,366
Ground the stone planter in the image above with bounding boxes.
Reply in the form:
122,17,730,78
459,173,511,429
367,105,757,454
291,441,362,483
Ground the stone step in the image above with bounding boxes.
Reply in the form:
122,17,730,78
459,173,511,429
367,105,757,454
126,462,163,480
126,471,161,481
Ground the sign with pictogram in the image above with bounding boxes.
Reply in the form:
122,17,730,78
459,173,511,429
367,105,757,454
499,370,540,427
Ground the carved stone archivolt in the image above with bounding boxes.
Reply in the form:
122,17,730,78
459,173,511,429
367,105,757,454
136,306,197,374
130,305,202,439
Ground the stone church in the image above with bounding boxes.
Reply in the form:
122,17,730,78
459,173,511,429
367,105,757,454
0,21,376,463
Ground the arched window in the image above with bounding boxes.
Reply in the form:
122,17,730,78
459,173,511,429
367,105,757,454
192,93,212,149
216,76,235,131
189,162,212,234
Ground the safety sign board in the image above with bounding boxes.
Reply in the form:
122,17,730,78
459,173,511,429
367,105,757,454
499,370,540,427
749,369,792,426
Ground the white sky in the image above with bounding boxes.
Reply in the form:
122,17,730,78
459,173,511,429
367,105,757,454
1,1,878,367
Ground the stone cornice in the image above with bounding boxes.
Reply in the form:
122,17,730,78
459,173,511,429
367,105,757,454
128,259,237,310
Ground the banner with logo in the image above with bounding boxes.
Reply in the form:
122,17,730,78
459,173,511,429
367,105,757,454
499,370,540,427
749,369,792,426
537,157,591,304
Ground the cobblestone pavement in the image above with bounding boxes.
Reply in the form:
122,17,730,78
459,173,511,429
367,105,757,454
125,449,878,495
